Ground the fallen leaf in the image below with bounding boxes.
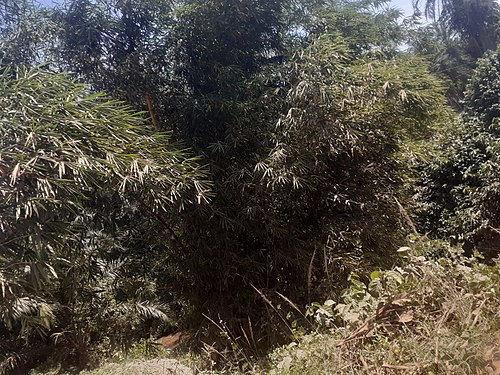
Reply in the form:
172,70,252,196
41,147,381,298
398,312,414,323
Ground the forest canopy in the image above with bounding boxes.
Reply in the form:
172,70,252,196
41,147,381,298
0,0,499,373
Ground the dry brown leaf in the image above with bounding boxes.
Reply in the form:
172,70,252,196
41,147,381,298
398,312,414,323
392,298,412,307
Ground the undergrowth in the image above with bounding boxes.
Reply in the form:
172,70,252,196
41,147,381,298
258,239,500,375
36,238,500,374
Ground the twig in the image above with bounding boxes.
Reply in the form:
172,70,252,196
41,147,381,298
307,247,316,302
146,94,159,130
337,319,375,346
434,336,439,364
470,299,487,327
360,354,371,372
487,225,500,235
382,363,418,370
394,197,417,234
132,193,184,248
250,284,295,336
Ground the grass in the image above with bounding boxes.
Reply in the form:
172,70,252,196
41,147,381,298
37,239,500,374
261,241,500,374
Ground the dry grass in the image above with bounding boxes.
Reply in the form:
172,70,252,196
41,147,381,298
45,241,500,375
263,245,500,374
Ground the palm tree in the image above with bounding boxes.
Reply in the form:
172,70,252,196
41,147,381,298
414,0,500,58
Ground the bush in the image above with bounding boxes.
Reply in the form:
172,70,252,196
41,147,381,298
417,48,500,258
0,65,209,373
265,239,500,374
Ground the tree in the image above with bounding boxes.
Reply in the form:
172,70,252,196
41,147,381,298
1,0,453,366
53,0,175,105
408,23,475,107
414,0,500,58
416,48,500,258
309,0,404,57
0,64,210,371
168,31,449,346
0,0,57,66
41,0,450,345
408,0,500,107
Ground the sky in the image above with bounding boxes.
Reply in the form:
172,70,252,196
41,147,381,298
391,0,415,16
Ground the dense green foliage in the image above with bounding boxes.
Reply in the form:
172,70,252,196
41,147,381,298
0,65,209,371
25,0,447,330
417,49,500,257
416,0,500,58
410,0,500,106
263,240,500,374
0,0,499,373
